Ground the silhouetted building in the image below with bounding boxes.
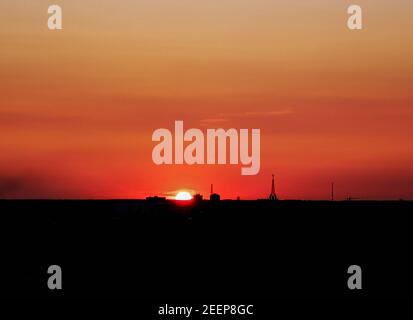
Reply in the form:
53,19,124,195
210,184,221,202
146,196,166,202
194,194,203,203
269,174,278,200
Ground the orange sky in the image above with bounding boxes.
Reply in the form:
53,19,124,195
1,0,413,199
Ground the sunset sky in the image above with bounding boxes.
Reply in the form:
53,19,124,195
1,0,412,199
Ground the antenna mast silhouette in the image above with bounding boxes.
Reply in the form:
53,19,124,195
269,174,278,200
331,182,334,201
210,183,220,201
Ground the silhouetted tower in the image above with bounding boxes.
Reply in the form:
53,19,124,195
331,182,334,201
210,184,220,201
269,174,278,200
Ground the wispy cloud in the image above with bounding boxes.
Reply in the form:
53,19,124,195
200,118,230,125
163,189,197,199
200,108,294,125
242,109,294,117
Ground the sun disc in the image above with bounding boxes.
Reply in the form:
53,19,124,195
175,191,192,201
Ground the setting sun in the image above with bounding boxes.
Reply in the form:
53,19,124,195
175,191,192,201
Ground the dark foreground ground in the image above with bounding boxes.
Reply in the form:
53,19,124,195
0,199,412,300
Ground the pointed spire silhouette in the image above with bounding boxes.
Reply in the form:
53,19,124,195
269,174,278,200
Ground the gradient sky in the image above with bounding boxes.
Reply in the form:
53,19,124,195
1,0,413,199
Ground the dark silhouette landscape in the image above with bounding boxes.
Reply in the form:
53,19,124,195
1,198,412,300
